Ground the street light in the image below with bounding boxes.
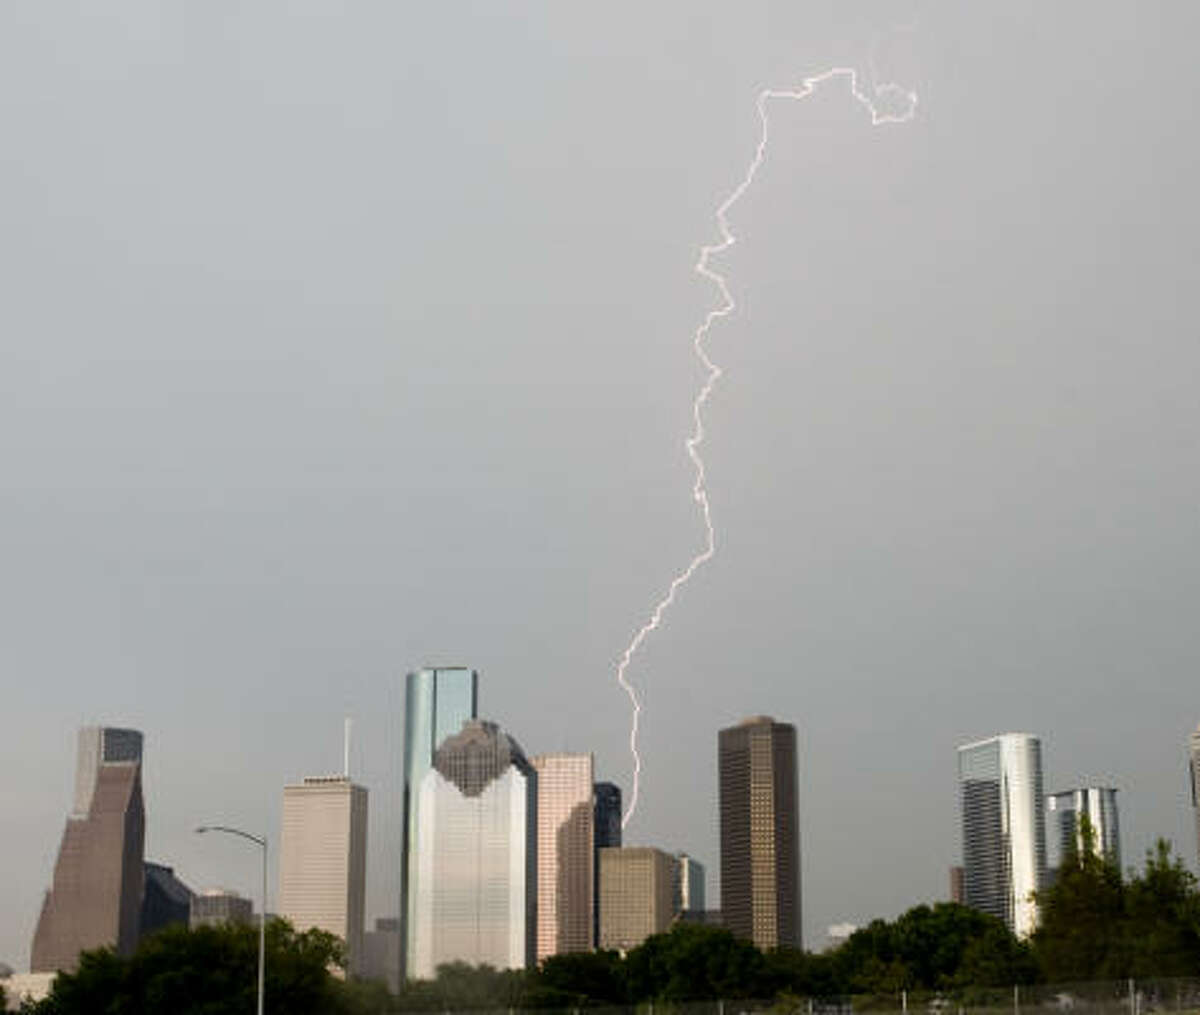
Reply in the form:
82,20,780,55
196,824,267,1015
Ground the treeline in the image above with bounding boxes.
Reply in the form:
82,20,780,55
19,839,1200,1014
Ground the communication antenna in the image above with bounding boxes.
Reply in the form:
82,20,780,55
343,716,352,779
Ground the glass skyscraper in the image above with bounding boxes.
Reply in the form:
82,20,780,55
1047,787,1120,871
401,667,478,979
411,719,536,978
958,733,1046,938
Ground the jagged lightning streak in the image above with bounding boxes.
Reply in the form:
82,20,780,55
616,67,918,828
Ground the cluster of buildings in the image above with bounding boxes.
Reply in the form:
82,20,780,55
17,667,801,997
952,731,1144,939
16,688,1200,1003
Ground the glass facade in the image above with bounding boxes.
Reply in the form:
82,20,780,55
412,720,536,978
1047,787,1120,871
958,733,1046,938
401,667,478,978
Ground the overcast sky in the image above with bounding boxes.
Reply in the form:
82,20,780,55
2,2,1198,968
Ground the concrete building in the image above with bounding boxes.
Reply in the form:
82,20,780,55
412,719,536,978
718,716,800,950
190,890,253,928
598,847,677,951
1190,725,1200,868
31,727,145,972
140,863,194,939
958,733,1046,938
362,918,401,994
1047,787,1121,870
279,775,368,975
401,666,478,978
531,753,594,960
675,853,706,914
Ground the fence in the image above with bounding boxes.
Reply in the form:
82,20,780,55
388,981,1200,1015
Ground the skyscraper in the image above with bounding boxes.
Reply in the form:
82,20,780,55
718,716,800,950
411,719,536,978
279,775,369,975
1047,787,1120,870
531,753,594,960
401,666,478,978
958,733,1046,938
593,781,622,944
597,847,677,951
32,727,146,972
1190,725,1200,868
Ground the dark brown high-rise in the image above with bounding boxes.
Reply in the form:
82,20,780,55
718,716,800,950
31,727,145,973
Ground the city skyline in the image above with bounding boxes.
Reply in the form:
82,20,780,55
11,705,1198,979
3,3,1199,970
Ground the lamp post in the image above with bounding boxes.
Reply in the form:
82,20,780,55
196,824,267,1015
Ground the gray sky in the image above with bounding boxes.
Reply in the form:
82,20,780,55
2,2,1198,967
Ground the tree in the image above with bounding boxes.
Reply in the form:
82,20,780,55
1122,840,1200,978
31,919,367,1015
624,923,765,1000
1033,813,1126,981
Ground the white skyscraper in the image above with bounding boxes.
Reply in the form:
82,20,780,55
279,776,368,975
958,733,1046,938
412,720,536,978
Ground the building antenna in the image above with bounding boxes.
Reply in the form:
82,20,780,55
343,716,352,779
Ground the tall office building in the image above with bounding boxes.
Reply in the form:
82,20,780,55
718,716,800,950
279,775,369,975
598,847,677,951
1190,725,1200,868
401,666,478,978
593,781,622,944
676,853,706,914
531,753,594,960
411,719,536,978
32,727,145,972
1047,787,1120,870
958,733,1046,938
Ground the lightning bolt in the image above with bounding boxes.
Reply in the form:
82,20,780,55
615,67,918,829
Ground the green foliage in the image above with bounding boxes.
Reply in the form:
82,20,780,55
1035,834,1200,982
827,903,1033,995
623,923,765,1000
28,919,375,1015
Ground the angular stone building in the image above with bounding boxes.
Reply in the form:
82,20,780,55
32,727,145,972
